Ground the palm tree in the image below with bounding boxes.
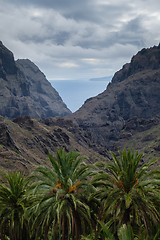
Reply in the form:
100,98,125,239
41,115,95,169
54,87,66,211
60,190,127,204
27,148,97,240
0,171,30,240
92,149,160,237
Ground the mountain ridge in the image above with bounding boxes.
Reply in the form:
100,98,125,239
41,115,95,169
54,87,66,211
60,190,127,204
66,44,160,150
0,41,71,120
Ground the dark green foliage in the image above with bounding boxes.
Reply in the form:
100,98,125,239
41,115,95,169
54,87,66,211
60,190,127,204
0,171,30,240
0,148,160,240
92,149,160,237
26,148,97,240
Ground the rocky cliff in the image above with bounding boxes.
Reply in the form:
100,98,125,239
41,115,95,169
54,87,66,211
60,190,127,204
0,41,71,120
66,44,160,150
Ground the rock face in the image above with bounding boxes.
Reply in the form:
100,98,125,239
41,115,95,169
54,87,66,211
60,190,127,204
66,44,160,149
0,41,71,120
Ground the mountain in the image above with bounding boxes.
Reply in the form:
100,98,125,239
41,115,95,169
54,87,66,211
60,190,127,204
66,44,160,151
1,42,160,173
0,41,71,120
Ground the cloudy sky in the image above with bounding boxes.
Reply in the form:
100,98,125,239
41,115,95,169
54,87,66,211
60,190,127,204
0,0,160,80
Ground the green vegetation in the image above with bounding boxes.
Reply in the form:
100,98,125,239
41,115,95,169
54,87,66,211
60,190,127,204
92,149,160,239
0,148,160,239
26,148,96,239
0,171,30,240
14,150,20,154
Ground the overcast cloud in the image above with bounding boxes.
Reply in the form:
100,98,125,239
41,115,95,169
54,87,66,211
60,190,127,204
0,0,160,80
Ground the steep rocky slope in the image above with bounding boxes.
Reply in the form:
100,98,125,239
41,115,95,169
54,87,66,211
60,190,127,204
112,116,160,163
0,115,107,174
66,44,160,150
1,114,160,174
1,113,160,174
0,41,71,120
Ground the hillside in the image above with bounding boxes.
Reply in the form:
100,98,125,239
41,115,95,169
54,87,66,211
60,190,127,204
0,115,107,174
66,44,160,153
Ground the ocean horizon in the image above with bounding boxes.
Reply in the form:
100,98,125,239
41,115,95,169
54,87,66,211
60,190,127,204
50,78,112,113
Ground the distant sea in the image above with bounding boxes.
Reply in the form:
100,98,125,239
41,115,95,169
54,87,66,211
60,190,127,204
50,78,112,113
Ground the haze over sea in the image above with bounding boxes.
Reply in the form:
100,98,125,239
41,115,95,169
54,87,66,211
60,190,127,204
50,77,112,113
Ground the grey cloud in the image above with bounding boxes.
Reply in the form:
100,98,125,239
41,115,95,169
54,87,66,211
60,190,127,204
0,0,160,80
124,17,144,33
6,0,93,13
113,17,146,47
4,0,129,24
68,16,146,50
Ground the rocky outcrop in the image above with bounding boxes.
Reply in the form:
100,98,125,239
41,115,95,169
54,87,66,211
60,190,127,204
43,116,110,157
66,44,160,149
0,41,71,120
122,116,159,132
112,44,160,83
0,41,18,78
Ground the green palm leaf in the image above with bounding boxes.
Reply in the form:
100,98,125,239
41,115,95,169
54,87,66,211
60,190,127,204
27,148,96,239
118,224,134,240
0,171,30,240
92,148,160,237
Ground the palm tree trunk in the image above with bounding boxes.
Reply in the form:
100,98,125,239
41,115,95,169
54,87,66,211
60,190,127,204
122,208,130,225
62,214,69,240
